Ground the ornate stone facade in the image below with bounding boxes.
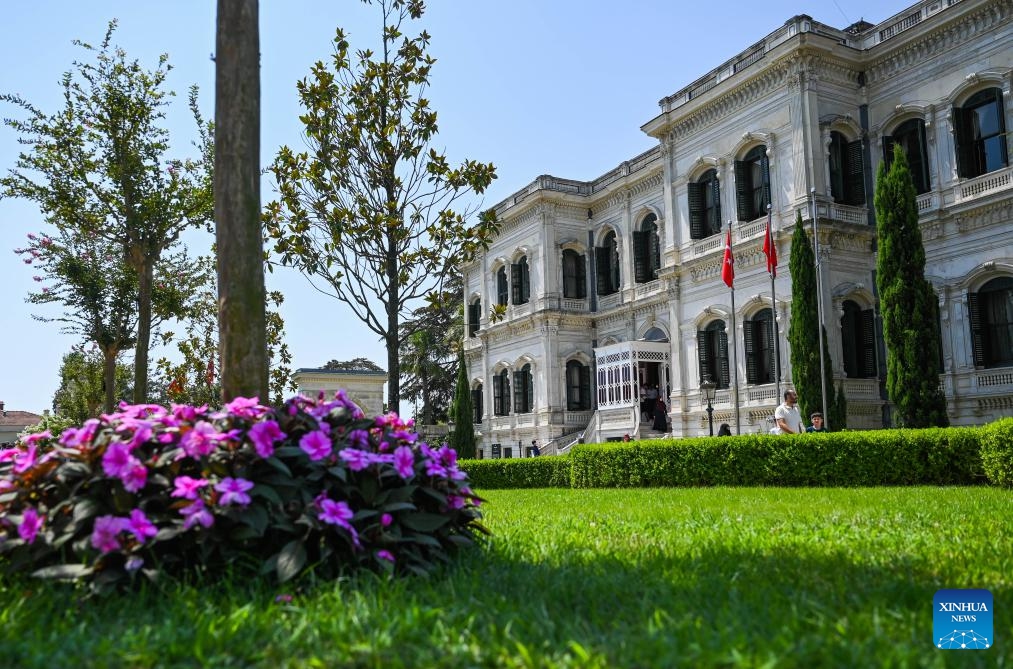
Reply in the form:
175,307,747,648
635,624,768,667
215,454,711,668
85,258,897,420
463,0,1013,455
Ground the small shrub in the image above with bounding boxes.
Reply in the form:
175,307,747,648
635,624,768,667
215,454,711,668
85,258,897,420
0,393,486,592
981,418,1013,487
461,456,570,489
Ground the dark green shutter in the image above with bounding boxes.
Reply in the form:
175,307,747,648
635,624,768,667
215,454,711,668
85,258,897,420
760,152,771,213
579,365,591,410
521,261,530,303
633,230,648,283
710,177,722,236
510,264,521,304
845,140,865,206
697,330,710,383
577,253,587,298
468,302,480,336
953,106,971,178
527,369,534,413
497,268,508,306
734,160,752,222
649,230,660,278
493,374,502,415
743,320,758,384
688,181,706,239
595,247,609,295
860,309,876,378
882,135,895,167
472,388,482,423
968,292,985,366
717,328,730,388
513,371,523,413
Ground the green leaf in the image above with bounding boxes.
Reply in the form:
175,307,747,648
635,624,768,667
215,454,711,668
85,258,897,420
237,504,269,535
276,540,307,583
399,512,451,532
264,456,293,477
32,564,93,581
251,484,285,507
380,501,417,513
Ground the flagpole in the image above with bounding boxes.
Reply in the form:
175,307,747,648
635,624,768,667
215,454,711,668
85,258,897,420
767,204,781,402
728,220,741,435
810,188,829,428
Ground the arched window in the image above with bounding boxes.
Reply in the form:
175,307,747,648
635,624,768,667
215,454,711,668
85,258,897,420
841,300,876,378
595,230,620,296
883,119,930,194
634,214,661,283
969,277,1013,368
467,298,481,337
735,145,770,222
743,308,775,384
562,249,586,298
493,369,510,416
565,360,592,411
512,363,533,414
828,131,866,206
511,256,530,305
471,383,484,423
688,169,721,240
697,320,729,389
954,88,1008,179
496,267,508,306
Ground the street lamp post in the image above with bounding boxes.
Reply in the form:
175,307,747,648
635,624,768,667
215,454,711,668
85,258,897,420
700,375,717,436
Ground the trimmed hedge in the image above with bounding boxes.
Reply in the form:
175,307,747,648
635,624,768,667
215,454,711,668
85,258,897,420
464,426,999,489
459,456,570,490
981,418,1013,487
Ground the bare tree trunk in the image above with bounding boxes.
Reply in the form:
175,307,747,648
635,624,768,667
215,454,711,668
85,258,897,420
102,347,118,414
132,261,154,404
215,0,268,402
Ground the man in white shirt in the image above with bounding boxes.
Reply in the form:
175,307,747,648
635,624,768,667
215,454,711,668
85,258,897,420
774,389,804,435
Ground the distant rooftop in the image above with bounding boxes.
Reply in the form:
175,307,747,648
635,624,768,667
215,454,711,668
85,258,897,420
296,367,387,376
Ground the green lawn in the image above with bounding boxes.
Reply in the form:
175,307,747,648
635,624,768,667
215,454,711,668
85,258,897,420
1,487,1010,667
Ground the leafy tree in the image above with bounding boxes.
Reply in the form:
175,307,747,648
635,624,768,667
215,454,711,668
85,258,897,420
265,0,498,415
1,21,214,405
448,349,476,459
399,274,462,424
787,211,841,429
322,358,384,372
14,228,137,413
154,255,296,407
52,346,133,423
215,0,268,401
874,145,949,427
19,413,78,443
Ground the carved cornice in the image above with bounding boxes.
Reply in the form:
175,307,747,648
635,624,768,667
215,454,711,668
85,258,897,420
866,0,1013,86
955,200,1013,234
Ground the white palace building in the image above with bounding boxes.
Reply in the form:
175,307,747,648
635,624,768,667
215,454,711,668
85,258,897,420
461,0,1013,456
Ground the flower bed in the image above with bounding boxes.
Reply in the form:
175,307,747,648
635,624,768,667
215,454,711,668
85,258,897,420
0,392,486,592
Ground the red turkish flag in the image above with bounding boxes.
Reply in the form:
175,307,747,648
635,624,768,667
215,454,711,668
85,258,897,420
762,212,777,277
721,228,735,288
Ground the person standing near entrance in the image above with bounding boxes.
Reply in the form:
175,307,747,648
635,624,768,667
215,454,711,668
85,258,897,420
774,389,804,435
806,412,827,433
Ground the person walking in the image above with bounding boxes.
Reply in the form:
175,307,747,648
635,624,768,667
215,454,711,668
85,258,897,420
717,423,732,437
774,389,804,435
806,412,827,433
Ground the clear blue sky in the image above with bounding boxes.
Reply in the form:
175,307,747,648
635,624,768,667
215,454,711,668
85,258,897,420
1,0,909,414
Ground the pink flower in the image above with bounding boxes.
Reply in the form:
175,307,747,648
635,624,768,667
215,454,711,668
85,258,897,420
92,515,126,553
59,419,101,448
171,403,209,423
125,509,158,543
393,446,415,480
338,448,372,472
18,508,43,544
299,430,332,461
215,477,253,507
171,476,209,500
180,499,214,530
318,498,360,548
348,429,370,448
223,396,267,420
381,513,393,527
102,443,135,478
121,462,148,493
180,421,220,458
249,420,284,458
446,495,466,510
12,445,38,475
376,550,395,563
21,431,52,447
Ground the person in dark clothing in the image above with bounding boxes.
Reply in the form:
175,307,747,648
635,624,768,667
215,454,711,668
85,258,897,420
717,423,732,437
806,413,827,433
652,397,668,432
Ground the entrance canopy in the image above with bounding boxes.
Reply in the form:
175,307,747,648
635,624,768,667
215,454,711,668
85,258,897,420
594,341,671,409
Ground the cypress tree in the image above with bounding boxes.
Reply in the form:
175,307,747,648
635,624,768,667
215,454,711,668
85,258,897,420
449,349,477,459
787,210,839,428
874,144,949,427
